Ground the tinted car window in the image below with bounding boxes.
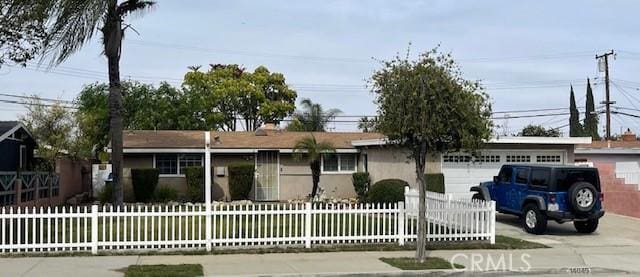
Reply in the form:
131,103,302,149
515,168,529,184
498,166,512,182
530,169,550,188
556,169,600,191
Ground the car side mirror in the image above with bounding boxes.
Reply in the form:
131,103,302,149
493,176,499,183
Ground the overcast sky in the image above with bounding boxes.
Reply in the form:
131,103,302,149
2,0,640,135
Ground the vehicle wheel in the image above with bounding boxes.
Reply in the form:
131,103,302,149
522,203,547,235
568,182,597,214
472,193,484,202
574,219,599,233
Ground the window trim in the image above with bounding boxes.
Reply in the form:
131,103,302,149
154,153,204,177
321,153,357,174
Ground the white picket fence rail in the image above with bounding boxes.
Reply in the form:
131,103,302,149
0,190,495,254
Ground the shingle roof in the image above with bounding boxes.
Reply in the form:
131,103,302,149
123,130,385,149
0,121,19,136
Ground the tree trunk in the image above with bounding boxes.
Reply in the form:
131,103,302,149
310,160,320,198
414,142,428,262
104,1,124,205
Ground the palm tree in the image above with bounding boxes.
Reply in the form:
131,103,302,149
287,98,341,131
43,0,156,205
292,135,335,199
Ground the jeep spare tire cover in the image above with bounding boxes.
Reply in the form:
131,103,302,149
568,182,597,213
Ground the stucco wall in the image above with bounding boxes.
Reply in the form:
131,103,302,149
212,154,254,201
363,146,440,188
279,154,355,200
122,154,192,202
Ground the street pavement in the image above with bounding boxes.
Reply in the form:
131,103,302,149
1,213,639,276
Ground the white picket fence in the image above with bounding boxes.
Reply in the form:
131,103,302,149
0,190,495,254
404,188,495,243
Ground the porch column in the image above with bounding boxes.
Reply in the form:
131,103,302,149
204,131,212,251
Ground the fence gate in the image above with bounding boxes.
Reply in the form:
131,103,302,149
255,151,279,201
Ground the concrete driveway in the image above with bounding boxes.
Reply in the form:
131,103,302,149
495,212,640,274
496,212,640,248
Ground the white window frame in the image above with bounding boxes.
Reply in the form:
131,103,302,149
153,153,204,177
321,153,357,174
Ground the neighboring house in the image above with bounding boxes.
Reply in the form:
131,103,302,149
119,125,590,201
0,121,37,171
575,129,640,218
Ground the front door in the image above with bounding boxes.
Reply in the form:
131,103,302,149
255,150,279,201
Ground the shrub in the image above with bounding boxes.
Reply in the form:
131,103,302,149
184,166,204,202
153,186,179,203
97,182,113,204
425,173,445,193
131,168,160,202
367,179,408,203
228,163,254,200
352,172,370,201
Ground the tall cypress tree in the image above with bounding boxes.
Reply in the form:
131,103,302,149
584,78,600,139
569,85,582,137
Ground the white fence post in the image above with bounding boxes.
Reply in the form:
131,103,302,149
489,201,496,244
305,202,312,248
204,131,212,252
397,201,405,246
91,204,98,254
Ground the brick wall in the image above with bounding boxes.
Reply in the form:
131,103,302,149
594,162,640,218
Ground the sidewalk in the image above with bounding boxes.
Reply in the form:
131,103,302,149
1,247,638,277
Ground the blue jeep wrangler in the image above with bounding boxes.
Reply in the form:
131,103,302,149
470,164,605,234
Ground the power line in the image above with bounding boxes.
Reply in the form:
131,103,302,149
0,92,74,104
0,99,77,109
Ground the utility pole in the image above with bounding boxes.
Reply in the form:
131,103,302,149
596,50,615,140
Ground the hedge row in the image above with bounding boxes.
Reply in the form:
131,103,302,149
358,173,446,203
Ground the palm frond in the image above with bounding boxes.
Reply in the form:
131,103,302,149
292,134,335,162
117,0,155,18
43,0,109,65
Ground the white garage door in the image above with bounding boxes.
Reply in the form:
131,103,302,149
442,150,566,197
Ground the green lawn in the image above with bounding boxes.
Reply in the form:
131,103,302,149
380,257,464,270
124,264,203,277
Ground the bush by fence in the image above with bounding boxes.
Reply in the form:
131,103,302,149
131,168,160,202
184,166,204,202
228,163,254,200
425,173,445,193
352,172,370,201
367,179,407,203
153,186,179,202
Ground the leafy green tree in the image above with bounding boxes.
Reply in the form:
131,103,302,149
41,0,156,205
583,78,600,139
286,99,341,131
183,64,297,131
0,0,51,66
292,135,335,198
20,97,90,168
370,48,492,262
518,124,560,137
357,116,378,132
569,85,582,137
75,81,186,153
